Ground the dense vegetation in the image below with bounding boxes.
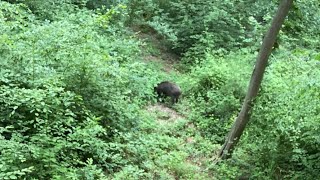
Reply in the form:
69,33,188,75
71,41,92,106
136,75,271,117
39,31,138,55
0,0,319,179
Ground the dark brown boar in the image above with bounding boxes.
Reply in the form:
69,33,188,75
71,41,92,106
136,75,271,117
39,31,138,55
154,81,181,104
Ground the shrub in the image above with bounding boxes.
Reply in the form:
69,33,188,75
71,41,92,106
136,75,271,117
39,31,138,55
0,2,161,178
214,50,320,179
182,50,253,142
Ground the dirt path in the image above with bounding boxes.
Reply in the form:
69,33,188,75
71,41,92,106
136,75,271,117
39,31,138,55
146,103,213,178
135,29,215,179
134,27,180,73
146,103,195,153
146,104,185,125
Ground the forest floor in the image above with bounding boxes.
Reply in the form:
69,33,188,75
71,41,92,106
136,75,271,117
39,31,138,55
135,29,218,179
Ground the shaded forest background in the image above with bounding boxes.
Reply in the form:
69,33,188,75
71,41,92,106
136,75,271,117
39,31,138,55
0,0,319,179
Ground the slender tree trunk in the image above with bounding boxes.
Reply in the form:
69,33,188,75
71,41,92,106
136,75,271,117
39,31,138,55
219,0,293,159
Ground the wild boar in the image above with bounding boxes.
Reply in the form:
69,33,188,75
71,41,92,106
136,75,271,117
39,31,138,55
154,81,181,104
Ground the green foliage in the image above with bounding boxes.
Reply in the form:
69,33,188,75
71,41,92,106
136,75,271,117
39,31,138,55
3,0,79,21
126,0,277,59
84,0,127,10
1,0,320,179
0,1,34,34
182,47,320,178
0,84,112,179
245,54,320,179
182,51,253,142
128,0,320,63
128,0,248,56
0,2,155,134
107,110,215,180
213,51,320,179
0,1,161,178
284,1,320,49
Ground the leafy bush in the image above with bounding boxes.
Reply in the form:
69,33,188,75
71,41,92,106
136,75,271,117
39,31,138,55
128,0,320,63
2,0,320,179
84,0,127,10
0,2,156,134
214,51,320,179
3,0,79,21
0,83,112,179
181,50,253,142
0,1,162,178
127,0,274,58
247,53,319,178
284,1,320,49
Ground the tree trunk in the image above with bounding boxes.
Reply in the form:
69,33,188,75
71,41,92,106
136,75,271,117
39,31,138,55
219,0,293,159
